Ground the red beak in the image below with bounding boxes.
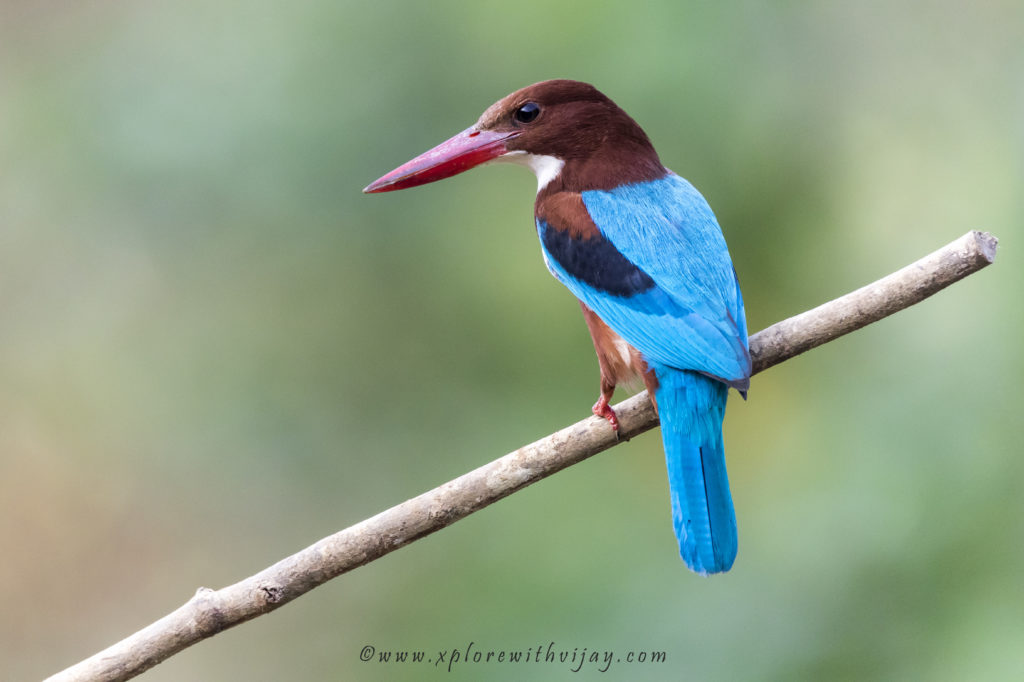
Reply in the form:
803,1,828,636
363,127,521,193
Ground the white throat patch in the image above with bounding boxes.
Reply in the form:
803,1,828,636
497,151,565,193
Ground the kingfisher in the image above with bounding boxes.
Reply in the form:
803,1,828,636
364,79,751,575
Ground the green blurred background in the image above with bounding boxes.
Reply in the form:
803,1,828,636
2,1,1021,680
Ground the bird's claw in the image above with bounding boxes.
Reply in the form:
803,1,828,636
592,395,620,433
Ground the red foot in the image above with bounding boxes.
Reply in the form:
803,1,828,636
592,395,620,431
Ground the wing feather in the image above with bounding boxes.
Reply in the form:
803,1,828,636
538,173,750,386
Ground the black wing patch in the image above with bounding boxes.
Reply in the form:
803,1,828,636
539,220,655,298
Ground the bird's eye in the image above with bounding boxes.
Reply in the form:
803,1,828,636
513,102,541,124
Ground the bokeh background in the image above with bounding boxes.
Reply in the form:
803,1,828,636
2,2,1022,680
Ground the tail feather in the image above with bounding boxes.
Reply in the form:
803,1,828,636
654,367,736,575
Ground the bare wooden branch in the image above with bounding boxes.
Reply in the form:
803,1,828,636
46,230,997,682
749,230,998,374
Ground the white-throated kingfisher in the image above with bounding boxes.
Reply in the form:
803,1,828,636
364,80,751,575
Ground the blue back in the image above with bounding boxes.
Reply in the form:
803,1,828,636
539,173,749,385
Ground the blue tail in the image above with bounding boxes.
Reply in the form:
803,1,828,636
654,366,737,575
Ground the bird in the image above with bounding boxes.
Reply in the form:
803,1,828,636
364,79,751,575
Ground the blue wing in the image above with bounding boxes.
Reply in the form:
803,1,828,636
538,173,750,386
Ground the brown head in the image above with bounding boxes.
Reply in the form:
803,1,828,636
363,79,666,196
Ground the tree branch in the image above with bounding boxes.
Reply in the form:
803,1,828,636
46,230,998,682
